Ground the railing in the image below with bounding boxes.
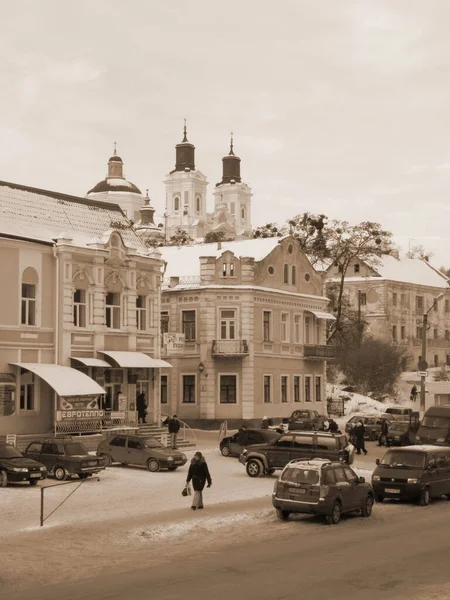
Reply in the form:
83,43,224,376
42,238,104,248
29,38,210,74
55,411,139,435
304,344,336,359
160,412,197,446
219,421,228,441
212,339,249,356
162,276,202,290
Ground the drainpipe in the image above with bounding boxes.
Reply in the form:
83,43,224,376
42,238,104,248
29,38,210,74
53,244,60,435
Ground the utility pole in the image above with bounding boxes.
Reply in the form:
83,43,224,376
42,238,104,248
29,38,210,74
420,312,427,414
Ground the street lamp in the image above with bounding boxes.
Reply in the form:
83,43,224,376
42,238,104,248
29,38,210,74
419,293,445,414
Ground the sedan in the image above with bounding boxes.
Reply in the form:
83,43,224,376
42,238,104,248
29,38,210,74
0,443,47,487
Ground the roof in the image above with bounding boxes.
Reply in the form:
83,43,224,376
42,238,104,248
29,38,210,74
160,237,286,278
0,180,146,250
87,177,142,195
10,363,105,397
108,155,123,163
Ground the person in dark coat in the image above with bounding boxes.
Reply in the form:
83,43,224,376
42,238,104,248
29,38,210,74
186,451,212,510
378,418,390,447
352,422,367,455
165,415,181,449
237,425,248,447
327,419,339,433
410,385,418,402
136,392,147,424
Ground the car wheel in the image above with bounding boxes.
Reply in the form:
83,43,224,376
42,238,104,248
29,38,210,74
246,459,263,478
168,466,178,471
419,487,430,507
374,494,384,503
78,473,89,479
361,495,374,517
221,445,231,457
54,466,68,481
326,502,341,525
276,509,290,521
29,479,39,486
99,454,112,467
0,471,7,488
147,459,160,473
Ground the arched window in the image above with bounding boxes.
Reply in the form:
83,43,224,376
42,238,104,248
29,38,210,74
21,267,38,326
283,264,289,284
73,289,87,328
291,265,296,285
241,207,245,221
196,196,201,213
174,197,180,212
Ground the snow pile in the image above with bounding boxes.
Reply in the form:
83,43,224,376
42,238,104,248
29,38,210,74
327,384,387,417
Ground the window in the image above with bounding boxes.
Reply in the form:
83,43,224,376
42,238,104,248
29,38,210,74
263,311,271,342
161,311,169,335
305,376,312,402
20,372,35,411
73,289,87,328
222,263,227,277
110,437,126,447
222,262,235,277
21,283,36,326
182,375,196,403
241,207,245,220
230,262,235,276
294,315,301,344
434,355,439,367
354,264,360,274
392,325,397,341
315,376,322,402
220,375,237,404
359,292,367,306
41,443,59,455
26,442,42,453
230,202,235,215
264,375,272,403
343,467,358,483
174,196,180,211
334,467,347,483
0,384,16,417
291,266,296,285
220,309,236,340
160,375,168,404
401,326,406,340
304,316,311,344
105,292,121,329
136,295,147,331
128,439,143,450
323,469,336,484
316,436,336,451
392,293,397,306
401,293,407,307
275,435,294,448
416,296,423,312
280,313,289,343
445,300,450,313
284,264,289,284
281,376,288,403
196,196,201,213
293,376,301,402
292,436,313,450
433,328,438,339
416,326,423,339
182,310,196,342
445,330,450,341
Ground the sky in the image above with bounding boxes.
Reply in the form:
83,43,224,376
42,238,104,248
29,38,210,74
2,0,450,267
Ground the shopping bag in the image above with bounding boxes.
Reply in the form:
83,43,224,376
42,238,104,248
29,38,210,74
182,484,192,497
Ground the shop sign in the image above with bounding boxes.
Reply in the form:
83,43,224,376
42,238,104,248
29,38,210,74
0,373,16,383
163,333,185,354
57,409,104,421
56,396,104,421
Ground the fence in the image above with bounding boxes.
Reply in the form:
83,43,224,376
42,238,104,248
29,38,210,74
327,398,346,417
39,477,100,527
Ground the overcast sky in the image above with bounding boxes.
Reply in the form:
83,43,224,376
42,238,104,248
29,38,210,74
2,0,450,267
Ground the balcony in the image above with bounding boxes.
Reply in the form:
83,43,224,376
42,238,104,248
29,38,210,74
212,340,249,357
304,344,336,360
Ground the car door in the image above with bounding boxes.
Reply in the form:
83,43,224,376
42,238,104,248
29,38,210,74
108,436,127,463
126,438,146,466
291,435,314,462
267,435,294,468
227,433,242,456
343,466,365,509
25,442,42,462
333,466,353,511
40,443,60,473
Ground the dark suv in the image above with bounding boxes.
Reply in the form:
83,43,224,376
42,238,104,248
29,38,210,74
220,429,280,457
288,410,327,432
239,431,354,477
24,439,105,480
0,443,47,487
272,459,374,524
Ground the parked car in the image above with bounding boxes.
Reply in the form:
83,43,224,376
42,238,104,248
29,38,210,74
220,429,280,457
345,414,396,441
288,410,327,432
239,431,354,478
24,439,105,481
416,406,450,446
385,407,413,417
372,446,450,505
385,421,417,447
0,443,47,487
97,434,188,472
272,458,374,524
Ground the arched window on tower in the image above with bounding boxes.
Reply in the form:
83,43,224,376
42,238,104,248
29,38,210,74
196,196,201,214
174,197,180,212
292,265,297,285
241,207,245,222
283,264,289,284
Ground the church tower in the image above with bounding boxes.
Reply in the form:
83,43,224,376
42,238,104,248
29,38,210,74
213,135,252,238
164,121,208,240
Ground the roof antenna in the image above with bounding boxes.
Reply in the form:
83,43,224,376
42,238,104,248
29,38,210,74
182,119,188,143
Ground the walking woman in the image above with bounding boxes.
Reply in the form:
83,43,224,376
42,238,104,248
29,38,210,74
186,451,212,510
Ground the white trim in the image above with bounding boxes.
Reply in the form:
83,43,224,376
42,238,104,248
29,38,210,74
304,374,313,403
180,372,197,405
280,374,289,403
263,373,273,404
217,372,239,405
293,374,302,403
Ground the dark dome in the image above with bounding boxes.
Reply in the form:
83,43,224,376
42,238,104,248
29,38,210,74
108,155,123,163
87,178,142,195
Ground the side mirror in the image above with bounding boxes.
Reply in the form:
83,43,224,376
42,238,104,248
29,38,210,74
376,458,380,466
358,476,365,484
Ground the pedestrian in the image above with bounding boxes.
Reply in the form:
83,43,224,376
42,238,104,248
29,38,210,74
237,425,248,447
261,416,269,429
186,451,212,511
352,421,367,455
166,414,181,449
136,392,147,424
410,385,418,402
378,418,390,447
327,418,339,433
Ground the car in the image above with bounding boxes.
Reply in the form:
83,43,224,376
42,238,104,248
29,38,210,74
24,439,105,481
372,446,450,505
345,414,396,441
0,443,47,487
220,428,280,457
385,420,417,447
97,434,188,472
416,406,450,446
287,409,327,432
272,458,374,525
385,407,413,417
239,431,354,478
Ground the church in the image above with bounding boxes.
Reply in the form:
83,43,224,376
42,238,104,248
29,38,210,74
85,123,253,245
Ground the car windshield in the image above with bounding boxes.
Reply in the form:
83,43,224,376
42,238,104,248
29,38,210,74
282,467,319,485
381,450,425,469
142,438,163,449
292,412,309,419
422,417,450,428
389,423,409,432
0,445,23,459
65,443,88,455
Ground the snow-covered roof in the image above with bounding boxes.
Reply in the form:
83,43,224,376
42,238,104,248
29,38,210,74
160,237,285,278
0,180,146,251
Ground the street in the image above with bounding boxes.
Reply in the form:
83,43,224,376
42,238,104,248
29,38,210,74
5,496,450,600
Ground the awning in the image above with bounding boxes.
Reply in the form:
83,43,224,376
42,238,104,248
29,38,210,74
70,357,111,368
307,310,336,321
9,363,106,397
98,351,172,369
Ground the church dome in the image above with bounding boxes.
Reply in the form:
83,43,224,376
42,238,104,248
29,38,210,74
87,178,142,195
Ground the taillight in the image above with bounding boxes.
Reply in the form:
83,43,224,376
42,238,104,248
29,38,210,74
319,485,329,498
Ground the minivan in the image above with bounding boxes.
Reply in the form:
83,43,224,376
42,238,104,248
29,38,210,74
372,446,450,505
416,406,450,446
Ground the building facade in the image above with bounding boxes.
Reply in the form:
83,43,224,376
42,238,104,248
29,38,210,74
159,237,335,426
0,180,167,438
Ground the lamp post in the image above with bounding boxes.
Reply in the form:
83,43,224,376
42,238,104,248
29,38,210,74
419,293,444,414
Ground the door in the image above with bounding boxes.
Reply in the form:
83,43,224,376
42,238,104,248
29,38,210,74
126,438,146,466
25,442,42,462
343,466,365,509
291,435,314,462
267,435,294,468
227,434,242,456
41,443,61,473
333,466,353,510
108,436,127,463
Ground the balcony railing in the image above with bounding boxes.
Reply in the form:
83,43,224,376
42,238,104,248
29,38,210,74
212,339,249,357
304,344,336,360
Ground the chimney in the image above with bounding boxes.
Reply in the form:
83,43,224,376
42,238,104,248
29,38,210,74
217,241,222,250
